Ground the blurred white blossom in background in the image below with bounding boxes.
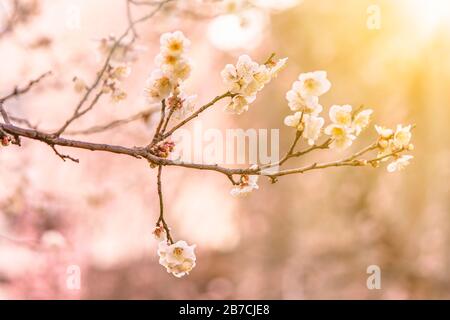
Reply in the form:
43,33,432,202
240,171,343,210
207,0,301,51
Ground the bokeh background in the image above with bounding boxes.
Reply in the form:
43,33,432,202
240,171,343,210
0,0,449,299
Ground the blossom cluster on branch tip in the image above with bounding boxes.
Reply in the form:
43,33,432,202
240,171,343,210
153,226,196,278
375,124,414,172
144,31,196,120
283,71,414,172
221,54,287,114
284,71,373,149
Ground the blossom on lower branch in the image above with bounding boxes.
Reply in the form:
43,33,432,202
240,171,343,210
230,165,259,197
153,225,196,278
387,155,414,173
158,240,197,278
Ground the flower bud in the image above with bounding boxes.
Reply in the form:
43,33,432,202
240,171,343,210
1,136,10,146
370,160,380,168
153,225,166,241
73,77,87,93
378,139,388,149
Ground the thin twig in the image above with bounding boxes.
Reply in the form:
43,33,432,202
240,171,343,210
151,99,166,144
126,0,138,39
157,91,233,143
156,165,174,244
51,145,80,163
0,71,52,104
66,108,156,135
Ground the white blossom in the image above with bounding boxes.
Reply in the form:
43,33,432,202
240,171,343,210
302,114,324,145
268,57,288,78
220,55,260,96
286,81,322,114
172,92,197,120
224,95,255,115
158,240,196,278
252,65,272,92
230,166,259,197
329,104,353,127
221,55,286,114
387,155,413,173
284,111,303,130
236,54,260,82
375,125,394,139
144,70,173,103
325,124,356,150
156,53,192,81
297,71,331,97
352,109,373,135
221,64,241,92
160,31,190,57
393,124,412,149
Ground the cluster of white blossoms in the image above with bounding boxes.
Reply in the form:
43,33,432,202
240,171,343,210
324,104,373,149
283,71,414,171
144,31,196,119
153,225,197,278
284,71,330,145
230,165,259,197
221,55,287,114
284,71,373,149
375,124,414,172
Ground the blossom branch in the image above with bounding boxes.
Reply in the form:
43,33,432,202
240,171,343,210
54,0,173,137
0,3,415,278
